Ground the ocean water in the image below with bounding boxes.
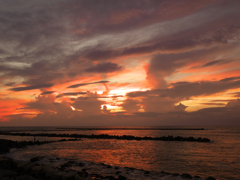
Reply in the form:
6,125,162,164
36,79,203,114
0,126,239,180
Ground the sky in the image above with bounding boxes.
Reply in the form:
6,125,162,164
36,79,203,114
0,0,240,126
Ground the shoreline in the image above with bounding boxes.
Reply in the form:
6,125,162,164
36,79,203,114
0,139,217,180
0,156,217,180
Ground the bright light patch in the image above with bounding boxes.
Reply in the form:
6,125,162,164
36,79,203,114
70,106,76,111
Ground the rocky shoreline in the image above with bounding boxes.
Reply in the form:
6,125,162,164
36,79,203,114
0,156,217,180
0,139,217,180
0,139,81,154
0,132,211,142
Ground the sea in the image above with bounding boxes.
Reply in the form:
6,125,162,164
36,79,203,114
0,126,239,180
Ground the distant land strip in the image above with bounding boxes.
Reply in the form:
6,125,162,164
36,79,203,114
56,127,206,131
0,132,210,142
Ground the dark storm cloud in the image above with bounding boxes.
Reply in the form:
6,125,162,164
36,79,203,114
4,82,15,86
56,92,87,98
127,76,240,99
202,60,231,67
41,91,55,95
85,62,122,73
67,81,109,88
10,83,54,92
2,60,65,85
0,0,239,84
220,76,240,82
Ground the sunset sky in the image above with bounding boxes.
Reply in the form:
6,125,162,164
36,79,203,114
1,0,240,126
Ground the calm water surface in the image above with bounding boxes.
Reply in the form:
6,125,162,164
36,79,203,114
0,126,239,180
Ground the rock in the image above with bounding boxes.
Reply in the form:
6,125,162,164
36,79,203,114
0,168,17,178
106,165,112,168
75,174,85,180
61,163,69,169
23,163,35,172
89,173,102,179
2,159,15,169
15,175,36,180
172,173,180,176
194,175,201,178
61,171,78,180
43,166,59,178
31,165,45,175
206,176,216,180
79,162,85,167
144,171,150,174
68,160,75,164
30,156,43,163
50,172,66,180
12,159,22,168
17,161,31,169
115,171,121,175
104,175,116,180
181,173,192,179
118,175,127,180
78,171,85,177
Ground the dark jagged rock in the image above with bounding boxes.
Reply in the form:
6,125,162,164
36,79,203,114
78,162,85,167
206,176,216,180
194,175,201,178
181,173,192,179
0,138,81,154
30,156,43,163
144,171,150,174
0,131,211,142
105,175,117,180
90,173,102,178
115,171,121,175
78,171,89,178
81,168,87,172
172,173,180,176
118,175,127,180
0,157,85,180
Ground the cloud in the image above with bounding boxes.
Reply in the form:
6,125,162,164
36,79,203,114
124,76,240,114
174,103,188,111
9,83,54,91
72,97,102,115
228,92,240,97
128,76,240,99
67,80,109,88
85,62,122,73
1,0,240,126
4,82,16,86
200,103,226,106
40,91,55,95
225,98,240,108
121,98,140,113
56,92,87,98
201,60,230,67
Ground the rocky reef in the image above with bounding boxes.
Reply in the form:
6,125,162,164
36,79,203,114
0,132,211,142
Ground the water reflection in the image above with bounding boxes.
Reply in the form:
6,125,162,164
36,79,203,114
1,126,240,180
